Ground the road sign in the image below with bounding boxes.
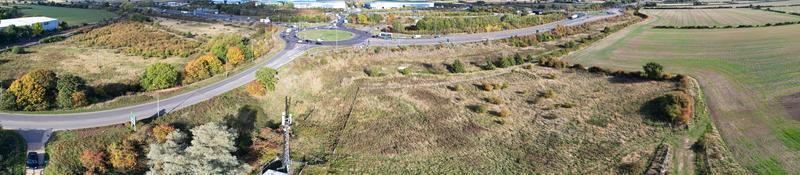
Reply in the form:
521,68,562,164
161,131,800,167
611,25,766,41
130,112,136,131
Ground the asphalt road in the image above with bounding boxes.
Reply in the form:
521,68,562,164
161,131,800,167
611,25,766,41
0,9,620,131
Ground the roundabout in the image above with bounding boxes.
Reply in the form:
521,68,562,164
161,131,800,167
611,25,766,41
297,29,355,42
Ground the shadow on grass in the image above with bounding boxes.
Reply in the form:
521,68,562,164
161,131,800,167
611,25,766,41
639,96,670,125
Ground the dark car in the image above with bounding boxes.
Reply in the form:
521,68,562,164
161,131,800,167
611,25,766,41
26,152,38,169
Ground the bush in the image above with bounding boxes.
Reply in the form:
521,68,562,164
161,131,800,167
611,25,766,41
107,141,137,172
140,63,180,91
498,57,514,68
449,84,463,91
449,59,466,73
643,62,664,79
225,47,245,70
399,68,412,75
656,92,694,125
364,67,384,77
498,108,511,117
483,60,496,70
56,74,87,109
9,46,24,54
487,96,504,105
80,149,107,174
151,124,176,143
256,67,279,91
39,35,66,43
245,81,266,96
0,88,17,110
473,104,489,114
481,82,495,91
8,69,58,111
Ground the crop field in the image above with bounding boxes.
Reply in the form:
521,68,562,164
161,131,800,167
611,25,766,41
565,13,800,174
297,29,355,41
11,5,118,26
643,9,800,26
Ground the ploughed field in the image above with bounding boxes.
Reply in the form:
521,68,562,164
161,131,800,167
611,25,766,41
565,10,800,174
643,8,800,26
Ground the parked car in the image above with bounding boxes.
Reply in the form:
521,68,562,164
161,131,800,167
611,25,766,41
26,152,38,169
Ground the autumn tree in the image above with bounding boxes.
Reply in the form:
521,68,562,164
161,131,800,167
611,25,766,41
80,149,107,174
151,124,176,143
107,141,138,172
245,81,266,97
140,63,180,91
8,69,57,111
225,47,245,70
255,68,278,91
183,54,224,84
251,128,282,162
56,74,87,109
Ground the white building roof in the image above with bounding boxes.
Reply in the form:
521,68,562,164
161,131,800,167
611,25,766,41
0,17,58,28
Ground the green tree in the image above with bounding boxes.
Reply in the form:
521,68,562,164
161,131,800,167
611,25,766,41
643,62,664,79
498,57,514,68
31,23,43,36
391,21,404,33
8,69,57,111
255,68,278,91
146,123,250,175
56,74,86,109
450,59,466,73
0,88,17,110
141,63,180,91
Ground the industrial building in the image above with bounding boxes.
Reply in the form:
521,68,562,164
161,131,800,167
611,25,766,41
211,0,251,4
0,17,59,31
257,0,347,9
366,0,434,9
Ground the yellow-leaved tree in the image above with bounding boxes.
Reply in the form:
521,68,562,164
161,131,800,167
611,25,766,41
8,69,57,111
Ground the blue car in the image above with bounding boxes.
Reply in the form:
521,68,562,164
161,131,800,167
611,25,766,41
26,152,38,169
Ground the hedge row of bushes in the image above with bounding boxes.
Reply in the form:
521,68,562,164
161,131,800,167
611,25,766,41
653,21,800,29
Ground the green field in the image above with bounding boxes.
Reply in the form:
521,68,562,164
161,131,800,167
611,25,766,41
12,5,118,26
773,6,800,13
565,13,800,173
643,9,800,26
297,29,355,41
0,130,26,175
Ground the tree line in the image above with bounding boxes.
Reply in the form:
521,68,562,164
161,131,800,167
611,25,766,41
411,13,564,34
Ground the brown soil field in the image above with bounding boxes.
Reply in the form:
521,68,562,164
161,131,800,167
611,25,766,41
155,17,254,37
782,93,800,121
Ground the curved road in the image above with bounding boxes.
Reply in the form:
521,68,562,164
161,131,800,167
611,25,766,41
0,9,620,131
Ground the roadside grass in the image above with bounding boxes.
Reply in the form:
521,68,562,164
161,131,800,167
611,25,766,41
643,8,800,27
565,12,800,173
0,130,26,175
297,29,355,42
772,6,800,13
1,25,284,114
11,5,118,26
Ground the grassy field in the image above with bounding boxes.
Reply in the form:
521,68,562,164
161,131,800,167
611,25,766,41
643,9,800,26
772,6,800,13
0,130,26,175
565,12,800,174
297,29,355,41
11,5,118,26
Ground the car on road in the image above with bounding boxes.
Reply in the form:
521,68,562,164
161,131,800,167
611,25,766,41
26,152,38,169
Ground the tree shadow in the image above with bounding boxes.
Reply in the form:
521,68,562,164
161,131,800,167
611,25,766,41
608,76,650,84
225,105,267,159
639,96,670,125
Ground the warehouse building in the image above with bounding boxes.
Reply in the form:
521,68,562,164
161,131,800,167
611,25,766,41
211,0,251,4
257,0,346,9
0,17,59,31
366,0,434,9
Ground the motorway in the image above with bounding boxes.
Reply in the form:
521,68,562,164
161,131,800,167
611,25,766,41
0,9,620,131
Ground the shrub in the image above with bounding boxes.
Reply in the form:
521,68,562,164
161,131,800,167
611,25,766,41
364,67,384,77
245,81,266,96
483,60,496,70
151,124,176,143
540,90,555,98
56,74,87,109
643,62,664,79
141,63,180,91
107,141,137,172
399,68,412,75
498,108,511,118
543,73,558,79
498,57,514,68
66,22,199,58
473,104,489,114
656,91,694,125
481,82,495,91
0,88,17,110
256,68,279,91
449,59,466,73
80,149,107,174
449,84,463,91
39,35,66,43
8,69,57,111
9,46,24,54
487,96,504,105
70,91,89,108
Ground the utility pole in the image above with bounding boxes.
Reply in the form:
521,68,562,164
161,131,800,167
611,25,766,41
156,93,160,117
280,96,293,174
